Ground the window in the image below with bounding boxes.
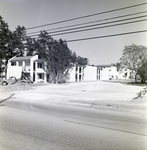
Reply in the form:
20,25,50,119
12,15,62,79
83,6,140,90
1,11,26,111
38,74,42,79
38,63,43,68
75,74,78,82
79,75,81,81
79,67,81,73
11,62,16,66
98,69,100,74
19,62,22,66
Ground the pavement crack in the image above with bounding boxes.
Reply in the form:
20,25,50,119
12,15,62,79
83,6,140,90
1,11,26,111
64,120,147,137
0,93,15,104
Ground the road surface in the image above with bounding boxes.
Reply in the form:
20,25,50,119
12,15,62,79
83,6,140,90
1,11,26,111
0,97,147,150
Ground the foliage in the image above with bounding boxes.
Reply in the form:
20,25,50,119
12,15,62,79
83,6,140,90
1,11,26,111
0,16,89,83
0,15,26,75
76,56,89,66
11,25,26,57
0,16,11,74
115,62,121,71
119,44,147,83
27,31,89,83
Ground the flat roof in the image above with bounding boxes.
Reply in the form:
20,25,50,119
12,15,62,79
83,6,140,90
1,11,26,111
10,56,34,61
96,64,112,67
35,59,45,63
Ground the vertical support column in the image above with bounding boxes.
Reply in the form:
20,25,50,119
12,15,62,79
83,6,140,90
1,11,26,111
44,73,47,83
22,61,25,71
82,67,84,81
35,61,38,83
30,60,33,82
16,61,18,66
44,61,47,83
77,67,79,81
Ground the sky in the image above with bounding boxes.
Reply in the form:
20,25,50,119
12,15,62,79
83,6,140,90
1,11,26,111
0,0,147,65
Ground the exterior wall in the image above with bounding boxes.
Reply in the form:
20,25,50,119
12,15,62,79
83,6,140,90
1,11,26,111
118,68,135,79
6,55,45,82
100,67,111,80
33,60,46,83
84,66,97,81
110,66,119,79
30,55,38,81
68,65,97,82
7,56,135,83
7,60,23,79
97,66,118,80
57,65,135,82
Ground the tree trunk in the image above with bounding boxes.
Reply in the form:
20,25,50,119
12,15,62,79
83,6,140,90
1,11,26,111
135,74,137,83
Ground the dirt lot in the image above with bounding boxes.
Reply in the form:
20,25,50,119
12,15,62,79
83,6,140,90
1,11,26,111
0,81,147,112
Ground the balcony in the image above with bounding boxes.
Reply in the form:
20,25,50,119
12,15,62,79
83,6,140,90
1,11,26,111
23,66,31,72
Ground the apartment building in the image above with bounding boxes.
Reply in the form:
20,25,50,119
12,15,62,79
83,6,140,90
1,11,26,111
7,55,47,83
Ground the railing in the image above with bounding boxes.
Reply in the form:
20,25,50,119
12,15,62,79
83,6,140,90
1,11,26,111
23,66,31,72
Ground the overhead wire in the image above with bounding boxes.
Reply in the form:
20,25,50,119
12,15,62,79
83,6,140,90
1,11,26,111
26,2,147,30
28,15,147,37
24,29,147,42
50,18,147,36
66,30,147,42
27,10,147,35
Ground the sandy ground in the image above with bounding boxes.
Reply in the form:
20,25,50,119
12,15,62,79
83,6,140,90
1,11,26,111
0,81,147,111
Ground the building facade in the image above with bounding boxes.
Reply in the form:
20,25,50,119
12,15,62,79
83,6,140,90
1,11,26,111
7,55,47,83
118,68,135,79
69,65,98,82
68,65,119,82
97,65,119,80
6,55,134,83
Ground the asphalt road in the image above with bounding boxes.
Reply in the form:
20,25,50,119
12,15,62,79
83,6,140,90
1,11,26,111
0,98,147,150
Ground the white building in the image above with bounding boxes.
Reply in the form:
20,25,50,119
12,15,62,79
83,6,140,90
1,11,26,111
69,65,97,82
7,55,134,83
97,65,119,80
7,55,47,83
68,65,119,82
118,68,135,79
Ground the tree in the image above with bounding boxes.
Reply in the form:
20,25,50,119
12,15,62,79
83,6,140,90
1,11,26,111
12,25,26,57
25,37,38,56
33,31,75,83
115,62,121,71
0,16,27,74
76,56,89,66
0,15,11,75
119,44,147,83
0,18,89,83
31,31,89,83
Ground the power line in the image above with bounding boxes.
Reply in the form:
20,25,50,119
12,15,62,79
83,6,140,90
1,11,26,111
28,17,147,37
51,18,147,36
27,11,147,35
66,29,147,42
26,2,147,30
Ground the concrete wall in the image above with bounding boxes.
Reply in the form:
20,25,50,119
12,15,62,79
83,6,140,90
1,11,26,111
68,65,97,82
118,68,135,79
7,61,22,79
84,66,97,81
7,55,39,81
97,66,119,80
